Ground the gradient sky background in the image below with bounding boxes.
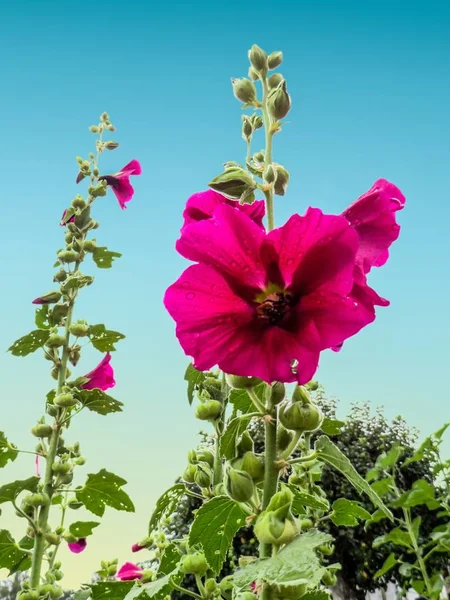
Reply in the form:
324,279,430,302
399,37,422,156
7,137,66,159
1,0,449,588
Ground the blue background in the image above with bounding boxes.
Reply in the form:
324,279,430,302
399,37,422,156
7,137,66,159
1,0,449,587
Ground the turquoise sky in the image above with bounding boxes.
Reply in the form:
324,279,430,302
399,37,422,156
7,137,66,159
1,0,449,588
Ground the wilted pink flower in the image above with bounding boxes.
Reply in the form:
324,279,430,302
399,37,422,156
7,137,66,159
68,538,87,554
117,562,143,581
82,353,115,391
60,209,75,226
99,160,142,209
164,204,375,384
181,189,265,233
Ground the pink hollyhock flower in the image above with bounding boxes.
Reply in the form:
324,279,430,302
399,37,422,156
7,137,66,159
164,204,375,384
181,189,265,232
60,209,75,226
131,542,145,553
117,562,144,581
68,538,87,554
82,353,115,391
98,160,142,209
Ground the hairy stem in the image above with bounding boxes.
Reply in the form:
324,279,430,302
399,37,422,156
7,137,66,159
261,76,275,231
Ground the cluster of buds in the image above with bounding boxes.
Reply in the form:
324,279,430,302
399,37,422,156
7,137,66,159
194,373,224,423
183,447,214,492
18,561,64,600
96,557,119,580
279,386,324,433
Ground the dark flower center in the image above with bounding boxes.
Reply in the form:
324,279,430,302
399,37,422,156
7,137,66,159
256,291,296,326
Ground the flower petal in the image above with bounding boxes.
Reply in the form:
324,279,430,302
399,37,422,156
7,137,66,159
117,562,143,581
68,538,87,554
118,159,142,176
82,353,115,391
101,175,135,209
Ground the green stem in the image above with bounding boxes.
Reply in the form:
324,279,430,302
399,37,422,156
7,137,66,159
247,388,266,414
194,575,206,598
403,507,432,597
279,431,302,460
213,432,223,487
246,138,252,163
170,580,203,600
288,452,318,465
260,410,279,557
48,492,68,570
261,76,275,231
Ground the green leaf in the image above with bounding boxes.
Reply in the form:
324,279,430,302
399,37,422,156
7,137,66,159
69,521,100,538
373,527,413,549
91,582,134,600
0,530,31,574
126,571,181,600
301,593,331,600
0,432,18,468
391,480,438,509
35,305,50,329
0,477,40,504
405,423,450,464
61,273,94,292
148,484,185,533
158,543,182,575
184,364,206,405
220,415,252,459
374,553,398,580
370,477,394,497
8,330,51,356
315,436,393,521
189,496,247,573
331,499,371,527
76,470,135,517
320,417,345,436
375,444,404,470
77,389,123,416
411,516,421,540
93,247,122,269
365,508,390,528
234,530,332,589
74,589,92,600
229,388,253,415
89,324,125,352
289,487,329,513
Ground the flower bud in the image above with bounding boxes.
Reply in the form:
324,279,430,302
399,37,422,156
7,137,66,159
248,44,268,75
277,427,294,453
305,381,319,391
240,452,264,483
292,385,311,404
322,571,337,587
274,583,308,600
183,464,197,483
225,374,261,390
32,291,62,305
50,303,70,325
236,594,257,600
72,197,86,210
218,576,233,600
251,114,263,130
52,461,72,475
242,116,253,140
248,66,259,81
273,164,290,196
89,126,100,133
268,51,283,70
51,365,71,380
58,250,79,264
54,392,77,408
225,465,255,503
31,424,53,438
204,579,217,596
279,400,323,433
263,165,277,185
45,532,61,546
254,151,265,162
82,239,97,253
300,518,314,531
194,463,212,488
187,449,197,464
237,430,254,455
254,512,299,545
104,141,119,150
209,167,256,200
69,322,90,337
38,585,63,600
54,270,68,283
268,73,284,90
269,382,285,406
181,552,208,576
231,78,257,105
195,400,222,421
267,81,291,120
45,334,66,349
74,456,86,466
197,449,215,467
318,543,335,556
107,564,118,576
214,482,226,496
53,570,63,581
24,493,50,508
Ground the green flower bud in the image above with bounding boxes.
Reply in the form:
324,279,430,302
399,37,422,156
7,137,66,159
31,424,53,438
225,465,255,502
69,322,90,337
38,584,63,600
67,499,83,510
300,518,314,531
267,80,291,120
45,532,61,546
45,334,66,349
218,576,234,600
248,44,268,75
273,164,290,196
72,197,86,210
237,430,254,455
263,165,277,185
181,552,208,576
54,269,68,283
240,452,264,483
197,449,215,467
195,399,222,421
107,564,118,576
268,73,284,90
268,51,283,70
35,291,62,305
74,456,86,466
269,382,285,406
104,141,119,150
274,583,307,600
231,78,257,105
305,380,319,391
214,482,226,496
242,116,253,140
82,239,97,253
54,393,77,408
50,303,70,325
63,532,77,543
52,461,72,475
194,462,211,488
248,66,259,81
205,579,217,596
89,126,100,133
254,512,299,546
318,543,335,556
53,570,63,581
209,167,256,200
51,365,71,380
236,594,257,600
58,250,79,264
100,112,109,122
279,400,323,432
225,374,262,390
188,449,197,464
254,151,265,162
250,114,263,129
292,385,311,404
68,345,81,367
183,464,197,483
322,571,337,587
24,493,49,508
20,591,40,600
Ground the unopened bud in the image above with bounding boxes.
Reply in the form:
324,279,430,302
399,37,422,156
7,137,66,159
231,78,257,105
248,66,259,80
248,44,268,75
54,393,77,408
305,381,319,391
237,430,254,455
263,165,277,185
82,239,97,253
46,334,66,349
74,456,86,466
72,196,86,210
89,126,100,133
45,533,61,546
225,374,262,390
268,73,284,90
104,141,119,150
197,449,215,467
225,465,255,502
267,80,291,120
194,463,211,488
273,164,290,196
58,250,79,264
240,452,265,482
69,322,90,337
31,424,53,438
250,114,263,129
183,464,197,483
292,385,311,404
195,399,222,421
279,399,323,433
54,269,67,283
269,382,285,406
52,461,72,475
277,427,294,453
204,579,217,596
32,291,62,305
268,51,283,70
242,116,253,140
67,499,83,510
181,552,208,576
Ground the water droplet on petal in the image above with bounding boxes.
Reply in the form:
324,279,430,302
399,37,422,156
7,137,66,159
186,292,195,300
290,358,299,375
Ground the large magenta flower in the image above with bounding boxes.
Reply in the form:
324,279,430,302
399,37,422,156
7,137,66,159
117,562,143,581
181,190,265,233
164,204,375,384
82,353,115,391
99,160,142,209
68,538,87,554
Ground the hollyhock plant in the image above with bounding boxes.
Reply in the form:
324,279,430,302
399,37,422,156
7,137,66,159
181,189,265,232
117,562,144,581
68,539,87,554
164,203,375,384
98,159,142,209
82,352,115,391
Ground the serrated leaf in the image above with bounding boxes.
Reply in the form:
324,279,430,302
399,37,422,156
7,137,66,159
315,436,393,521
61,273,94,292
331,499,371,527
93,247,122,269
76,470,135,517
0,432,18,468
35,305,50,329
0,530,31,574
189,496,247,573
220,415,252,459
320,417,345,436
229,388,253,415
405,423,450,465
373,527,413,549
391,480,437,509
69,521,100,537
91,582,134,600
371,477,394,497
89,324,125,352
0,477,40,504
126,570,181,600
184,364,206,405
148,484,185,533
158,543,181,575
289,487,329,513
375,444,404,471
77,389,123,415
8,330,51,357
234,530,332,589
374,553,398,580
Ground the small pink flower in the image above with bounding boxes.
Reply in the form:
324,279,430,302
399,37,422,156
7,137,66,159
181,190,265,233
131,542,145,553
60,209,75,226
99,160,142,209
117,562,144,581
32,291,61,305
68,538,87,554
82,353,115,391
35,455,41,477
165,204,375,384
